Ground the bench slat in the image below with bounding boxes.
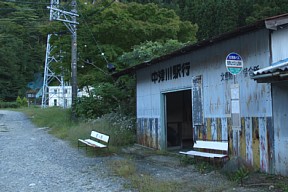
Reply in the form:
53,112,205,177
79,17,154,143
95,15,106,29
194,140,228,151
91,131,109,143
85,139,107,148
78,131,109,151
179,150,227,158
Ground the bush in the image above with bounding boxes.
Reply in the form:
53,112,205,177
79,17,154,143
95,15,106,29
16,96,28,107
22,108,136,148
0,101,20,108
89,112,136,147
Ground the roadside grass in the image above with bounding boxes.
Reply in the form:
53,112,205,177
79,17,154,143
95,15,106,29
18,107,135,153
109,159,182,192
14,107,288,192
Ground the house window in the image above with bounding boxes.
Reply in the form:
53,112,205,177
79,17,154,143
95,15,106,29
54,99,57,106
64,89,68,94
54,89,57,94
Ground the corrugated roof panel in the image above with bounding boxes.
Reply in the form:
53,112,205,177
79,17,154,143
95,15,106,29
253,58,288,75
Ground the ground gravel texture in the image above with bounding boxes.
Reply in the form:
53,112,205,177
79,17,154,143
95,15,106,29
0,110,283,192
0,110,129,192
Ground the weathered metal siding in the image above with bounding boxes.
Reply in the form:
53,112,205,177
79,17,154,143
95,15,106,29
137,118,159,149
271,27,288,62
270,27,288,176
197,117,272,170
272,83,288,176
136,29,275,173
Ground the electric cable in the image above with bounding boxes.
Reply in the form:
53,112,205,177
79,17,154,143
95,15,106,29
77,0,116,64
0,0,51,5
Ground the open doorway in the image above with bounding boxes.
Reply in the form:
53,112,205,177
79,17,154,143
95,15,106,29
165,89,193,149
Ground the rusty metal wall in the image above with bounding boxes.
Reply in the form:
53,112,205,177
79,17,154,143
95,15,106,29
195,117,273,171
135,29,281,174
137,118,160,149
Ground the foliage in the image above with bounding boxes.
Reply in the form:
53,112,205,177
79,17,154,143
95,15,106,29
118,40,188,67
179,155,196,166
89,112,136,146
0,1,46,101
129,174,180,192
74,1,198,74
109,159,136,177
16,96,28,107
21,107,136,148
225,166,250,187
76,75,136,118
2,0,288,118
109,158,181,192
0,101,20,109
124,0,288,40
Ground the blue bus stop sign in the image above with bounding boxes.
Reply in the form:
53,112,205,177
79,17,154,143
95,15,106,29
226,52,243,75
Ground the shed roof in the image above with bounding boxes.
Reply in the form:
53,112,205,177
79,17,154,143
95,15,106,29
112,13,288,78
252,58,288,83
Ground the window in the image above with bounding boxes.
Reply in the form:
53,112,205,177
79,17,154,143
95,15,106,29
54,89,57,94
54,99,57,106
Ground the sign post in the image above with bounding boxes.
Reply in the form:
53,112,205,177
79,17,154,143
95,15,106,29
226,52,243,156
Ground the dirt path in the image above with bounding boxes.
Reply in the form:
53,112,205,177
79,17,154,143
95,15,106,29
0,110,129,192
0,110,284,192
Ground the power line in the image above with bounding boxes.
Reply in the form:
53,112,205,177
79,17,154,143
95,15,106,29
0,8,49,10
77,0,116,64
0,1,51,5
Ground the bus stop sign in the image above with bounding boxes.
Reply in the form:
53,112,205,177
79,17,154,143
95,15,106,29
226,52,243,75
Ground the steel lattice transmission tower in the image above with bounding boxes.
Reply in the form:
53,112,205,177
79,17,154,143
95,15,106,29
41,32,65,108
41,0,63,108
42,0,79,117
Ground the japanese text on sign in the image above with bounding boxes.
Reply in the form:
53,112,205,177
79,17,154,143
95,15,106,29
220,65,260,81
151,62,190,83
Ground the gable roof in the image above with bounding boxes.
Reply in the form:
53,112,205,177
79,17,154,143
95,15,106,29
112,13,288,78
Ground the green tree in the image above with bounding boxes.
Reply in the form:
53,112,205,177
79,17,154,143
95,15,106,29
74,1,198,118
0,1,46,101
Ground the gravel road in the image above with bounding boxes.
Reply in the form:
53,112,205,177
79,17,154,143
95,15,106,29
0,110,129,192
0,110,281,192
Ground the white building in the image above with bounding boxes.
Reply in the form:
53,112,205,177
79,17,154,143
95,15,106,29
48,86,72,108
48,86,93,108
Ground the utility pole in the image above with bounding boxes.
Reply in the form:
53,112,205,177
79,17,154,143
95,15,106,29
71,0,78,120
47,0,79,120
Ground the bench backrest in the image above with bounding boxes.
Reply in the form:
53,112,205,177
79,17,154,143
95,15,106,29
194,140,228,151
91,131,110,143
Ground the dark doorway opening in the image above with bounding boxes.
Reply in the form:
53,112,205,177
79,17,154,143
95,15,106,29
166,90,193,149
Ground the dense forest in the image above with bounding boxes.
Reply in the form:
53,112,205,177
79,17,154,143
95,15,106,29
0,0,287,117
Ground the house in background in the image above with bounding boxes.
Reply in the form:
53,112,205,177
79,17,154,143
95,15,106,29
113,14,288,176
47,85,94,108
48,86,72,108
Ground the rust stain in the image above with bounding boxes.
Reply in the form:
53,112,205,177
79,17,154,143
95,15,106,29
245,117,253,165
246,95,252,110
261,84,266,97
252,117,260,169
206,118,211,140
228,117,233,156
240,117,246,159
198,125,203,140
217,118,222,140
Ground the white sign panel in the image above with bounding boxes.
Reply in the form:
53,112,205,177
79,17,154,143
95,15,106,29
226,52,243,75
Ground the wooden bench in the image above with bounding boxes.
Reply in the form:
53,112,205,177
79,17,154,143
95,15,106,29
78,131,110,153
179,140,228,165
